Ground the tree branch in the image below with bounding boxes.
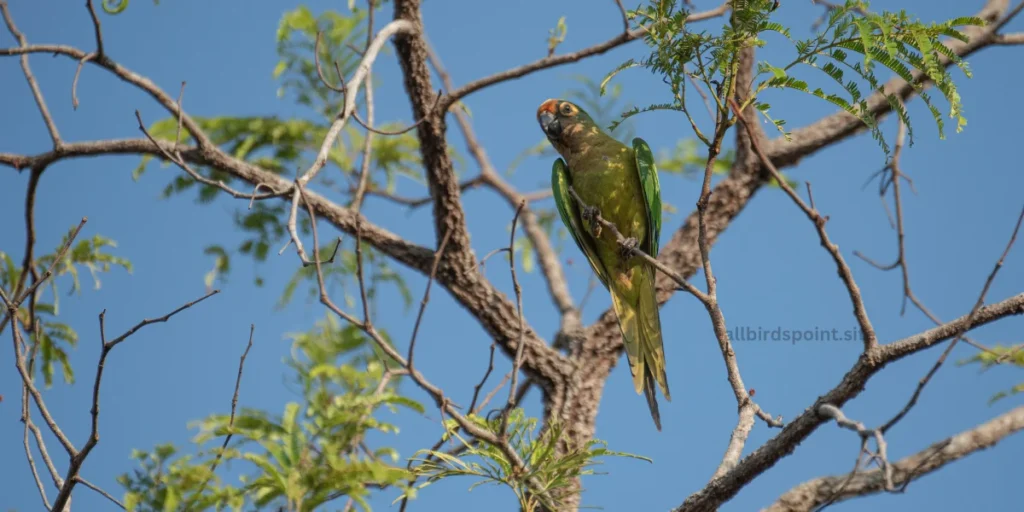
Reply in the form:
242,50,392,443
0,0,61,146
425,43,577,326
765,405,1024,512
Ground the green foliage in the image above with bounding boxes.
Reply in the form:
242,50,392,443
410,409,651,511
604,0,982,155
274,6,367,117
0,231,131,387
118,444,246,512
547,16,568,56
958,345,1024,404
119,311,419,511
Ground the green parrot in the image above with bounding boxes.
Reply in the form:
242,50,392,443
536,98,670,430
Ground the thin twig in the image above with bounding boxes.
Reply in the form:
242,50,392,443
9,218,87,308
500,201,527,436
0,1,62,145
284,182,344,267
185,324,255,509
74,476,125,510
84,0,105,57
43,289,220,512
72,53,96,110
407,229,454,369
818,404,894,491
614,0,630,32
103,290,219,350
468,341,498,413
135,110,286,203
299,19,416,188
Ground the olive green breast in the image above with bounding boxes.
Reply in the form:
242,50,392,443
567,141,648,276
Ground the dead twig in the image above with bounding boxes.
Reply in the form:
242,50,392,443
500,201,527,436
184,324,255,509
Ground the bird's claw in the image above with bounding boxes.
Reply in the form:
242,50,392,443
580,205,602,237
620,237,639,258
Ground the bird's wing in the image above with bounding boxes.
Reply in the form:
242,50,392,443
551,157,609,288
632,137,662,258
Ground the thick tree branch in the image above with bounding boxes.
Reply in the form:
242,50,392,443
0,134,570,392
389,0,572,398
425,43,577,325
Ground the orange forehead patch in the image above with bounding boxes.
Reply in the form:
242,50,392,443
537,98,558,118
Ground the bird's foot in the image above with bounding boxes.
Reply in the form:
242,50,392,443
620,237,639,258
581,205,603,237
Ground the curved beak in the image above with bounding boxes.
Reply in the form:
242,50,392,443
537,99,561,139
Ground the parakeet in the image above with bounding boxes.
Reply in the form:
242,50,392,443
536,98,671,430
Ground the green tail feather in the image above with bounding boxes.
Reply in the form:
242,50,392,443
610,265,670,430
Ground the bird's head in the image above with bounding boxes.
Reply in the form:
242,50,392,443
536,98,599,154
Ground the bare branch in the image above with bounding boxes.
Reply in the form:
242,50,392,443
407,229,454,369
22,343,54,510
8,218,87,308
135,110,287,204
994,32,1024,44
43,289,221,512
184,324,255,509
468,340,498,414
879,205,1023,434
103,290,219,350
500,201,527,436
766,406,1024,512
817,404,894,492
0,1,61,145
614,0,630,32
84,0,104,56
74,476,124,510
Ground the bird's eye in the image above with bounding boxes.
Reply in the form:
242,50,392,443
559,103,576,116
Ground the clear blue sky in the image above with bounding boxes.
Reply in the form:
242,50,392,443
2,1,1022,511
